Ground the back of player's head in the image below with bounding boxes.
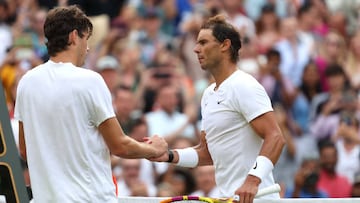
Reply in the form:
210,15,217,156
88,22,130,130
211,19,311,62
44,5,93,56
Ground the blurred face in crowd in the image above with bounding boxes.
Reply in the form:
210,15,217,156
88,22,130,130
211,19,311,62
129,121,149,142
143,16,161,36
114,88,135,118
326,73,345,92
280,17,298,40
156,85,179,114
169,172,187,196
194,166,217,194
299,5,318,29
99,68,119,92
320,146,337,173
350,32,360,57
121,159,141,185
301,159,320,188
302,63,320,87
325,32,344,57
31,9,47,34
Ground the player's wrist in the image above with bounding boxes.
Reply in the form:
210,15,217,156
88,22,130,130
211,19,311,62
174,148,198,168
248,156,274,182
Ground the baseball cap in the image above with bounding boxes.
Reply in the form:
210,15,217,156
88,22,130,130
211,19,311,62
96,56,119,71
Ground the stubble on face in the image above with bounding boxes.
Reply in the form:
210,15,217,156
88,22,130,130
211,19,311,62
195,29,222,71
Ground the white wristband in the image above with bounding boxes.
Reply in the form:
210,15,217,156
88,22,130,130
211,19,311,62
248,156,274,181
174,148,199,168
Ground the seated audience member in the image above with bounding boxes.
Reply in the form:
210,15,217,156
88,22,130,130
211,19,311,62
95,55,120,93
191,165,221,198
351,171,360,197
317,141,352,197
285,158,328,198
117,159,157,197
331,111,360,184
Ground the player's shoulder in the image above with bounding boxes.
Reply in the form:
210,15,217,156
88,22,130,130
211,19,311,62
69,64,104,83
228,70,260,88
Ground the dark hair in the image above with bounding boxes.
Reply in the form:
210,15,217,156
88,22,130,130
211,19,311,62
201,14,241,63
300,61,322,101
297,1,313,18
324,63,346,77
44,5,93,56
318,140,336,154
266,49,280,59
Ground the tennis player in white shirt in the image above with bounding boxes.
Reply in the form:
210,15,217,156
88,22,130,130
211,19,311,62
15,6,167,203
150,14,285,203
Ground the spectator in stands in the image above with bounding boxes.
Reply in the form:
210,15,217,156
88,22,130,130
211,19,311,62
274,17,312,88
117,158,157,197
0,0,12,65
254,3,281,54
221,0,256,38
272,104,297,195
158,166,196,196
127,116,158,186
95,55,121,93
26,8,48,61
257,48,295,108
314,30,346,92
344,31,360,91
331,111,360,184
317,141,352,197
351,171,360,197
145,84,197,146
309,64,357,142
285,157,328,198
237,35,261,76
113,85,141,134
137,7,173,66
191,165,221,198
112,39,144,93
291,61,322,134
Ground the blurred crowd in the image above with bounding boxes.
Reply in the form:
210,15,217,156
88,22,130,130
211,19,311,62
2,0,360,199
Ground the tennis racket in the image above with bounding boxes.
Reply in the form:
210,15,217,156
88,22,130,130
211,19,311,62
160,183,281,203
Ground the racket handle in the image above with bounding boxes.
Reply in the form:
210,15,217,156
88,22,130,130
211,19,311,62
255,183,281,198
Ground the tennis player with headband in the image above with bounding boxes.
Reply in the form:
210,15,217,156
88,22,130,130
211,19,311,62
150,14,285,203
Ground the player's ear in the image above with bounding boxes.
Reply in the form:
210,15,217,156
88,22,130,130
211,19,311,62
220,39,231,51
68,29,78,45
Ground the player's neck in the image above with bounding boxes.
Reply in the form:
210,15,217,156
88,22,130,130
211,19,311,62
212,63,237,90
50,51,79,66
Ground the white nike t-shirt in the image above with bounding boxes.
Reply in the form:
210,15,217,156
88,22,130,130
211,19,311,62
15,60,117,203
201,70,279,198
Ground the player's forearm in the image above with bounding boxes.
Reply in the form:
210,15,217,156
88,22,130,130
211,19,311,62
113,136,157,159
259,130,285,164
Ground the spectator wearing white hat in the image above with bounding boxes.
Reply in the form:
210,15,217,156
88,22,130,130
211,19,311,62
96,55,121,93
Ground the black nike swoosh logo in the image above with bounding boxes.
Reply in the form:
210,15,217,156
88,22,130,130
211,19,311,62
253,162,257,169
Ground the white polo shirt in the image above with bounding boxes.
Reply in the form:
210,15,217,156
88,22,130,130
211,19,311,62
201,70,278,198
15,60,117,203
